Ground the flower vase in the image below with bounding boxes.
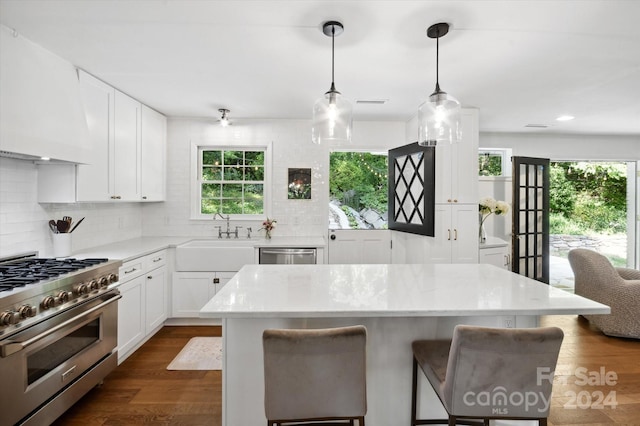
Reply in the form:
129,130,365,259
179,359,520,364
479,221,487,244
265,230,271,240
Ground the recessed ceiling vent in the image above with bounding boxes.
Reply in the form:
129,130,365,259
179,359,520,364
524,124,550,128
356,99,389,105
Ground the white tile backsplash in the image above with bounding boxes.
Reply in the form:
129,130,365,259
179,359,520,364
0,157,142,258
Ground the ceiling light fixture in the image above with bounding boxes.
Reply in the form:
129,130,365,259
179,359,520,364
218,108,231,127
312,21,352,145
556,115,575,122
418,22,461,146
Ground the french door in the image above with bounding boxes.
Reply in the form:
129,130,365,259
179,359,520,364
512,157,550,283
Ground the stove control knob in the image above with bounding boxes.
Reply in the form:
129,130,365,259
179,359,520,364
0,311,20,326
89,279,100,291
18,305,37,319
73,283,89,296
99,276,109,287
56,291,70,304
108,273,118,283
41,296,56,310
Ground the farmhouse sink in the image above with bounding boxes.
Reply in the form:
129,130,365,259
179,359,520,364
175,239,258,271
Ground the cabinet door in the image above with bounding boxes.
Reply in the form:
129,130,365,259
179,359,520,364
77,71,113,201
479,246,510,269
145,266,167,333
113,90,141,200
424,204,452,263
451,204,479,263
140,105,166,201
452,109,479,204
434,143,453,204
172,272,216,317
214,272,236,294
433,109,479,205
117,275,145,362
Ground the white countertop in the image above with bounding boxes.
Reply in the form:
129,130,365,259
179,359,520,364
201,263,610,318
71,236,326,262
72,237,191,261
479,236,509,249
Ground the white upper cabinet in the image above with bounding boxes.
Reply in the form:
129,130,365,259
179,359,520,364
140,105,167,201
39,71,166,203
76,71,113,201
434,109,479,204
0,25,90,163
113,90,141,201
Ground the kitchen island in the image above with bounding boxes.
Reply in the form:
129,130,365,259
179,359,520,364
200,263,609,426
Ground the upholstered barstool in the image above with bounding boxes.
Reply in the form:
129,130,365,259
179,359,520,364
263,325,367,426
411,325,564,426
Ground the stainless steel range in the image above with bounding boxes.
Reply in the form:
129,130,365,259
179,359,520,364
0,252,122,426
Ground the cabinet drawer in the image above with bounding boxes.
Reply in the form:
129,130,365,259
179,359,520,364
119,258,145,282
144,249,167,271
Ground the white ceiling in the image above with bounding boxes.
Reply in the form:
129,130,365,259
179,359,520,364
1,0,639,136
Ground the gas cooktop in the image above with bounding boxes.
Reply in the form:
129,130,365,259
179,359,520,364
0,253,123,337
0,257,110,292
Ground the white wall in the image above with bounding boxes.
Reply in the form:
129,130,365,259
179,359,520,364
480,132,640,161
0,157,142,258
142,118,406,239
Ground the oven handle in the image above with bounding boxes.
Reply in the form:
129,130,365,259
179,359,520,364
0,294,122,358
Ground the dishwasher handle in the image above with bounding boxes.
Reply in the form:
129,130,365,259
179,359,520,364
259,249,316,255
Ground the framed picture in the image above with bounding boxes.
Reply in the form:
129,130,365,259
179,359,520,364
387,142,436,236
288,168,311,199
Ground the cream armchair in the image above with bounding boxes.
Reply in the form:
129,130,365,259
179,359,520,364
568,248,640,339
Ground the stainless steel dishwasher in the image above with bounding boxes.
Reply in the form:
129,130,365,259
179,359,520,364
259,247,317,264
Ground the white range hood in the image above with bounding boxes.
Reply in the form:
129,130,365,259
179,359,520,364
0,24,91,164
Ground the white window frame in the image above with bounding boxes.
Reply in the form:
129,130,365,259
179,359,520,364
190,142,272,220
478,148,513,178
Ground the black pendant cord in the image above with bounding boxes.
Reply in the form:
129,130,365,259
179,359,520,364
434,35,441,93
330,25,336,92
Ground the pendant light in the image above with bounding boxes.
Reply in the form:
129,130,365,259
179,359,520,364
218,109,231,127
418,22,461,146
312,21,352,145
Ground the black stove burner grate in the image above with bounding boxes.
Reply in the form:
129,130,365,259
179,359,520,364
0,258,109,291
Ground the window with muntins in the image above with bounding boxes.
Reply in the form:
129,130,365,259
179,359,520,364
198,148,266,217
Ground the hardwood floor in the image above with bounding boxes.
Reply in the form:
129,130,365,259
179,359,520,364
53,326,222,426
53,317,640,425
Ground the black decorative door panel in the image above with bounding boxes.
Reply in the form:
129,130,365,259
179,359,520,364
388,142,436,237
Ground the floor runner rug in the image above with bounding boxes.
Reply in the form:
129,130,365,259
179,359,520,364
167,337,222,370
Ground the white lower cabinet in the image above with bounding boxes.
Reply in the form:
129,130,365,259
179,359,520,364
117,249,168,363
116,275,145,362
172,271,234,318
145,264,168,333
426,204,479,263
479,239,511,270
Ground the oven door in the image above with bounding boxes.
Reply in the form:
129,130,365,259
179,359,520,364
0,290,120,426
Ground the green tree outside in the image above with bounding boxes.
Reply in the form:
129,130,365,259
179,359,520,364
550,162,627,234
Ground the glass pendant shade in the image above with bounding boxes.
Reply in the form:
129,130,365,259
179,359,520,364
312,88,353,144
417,22,461,146
417,89,461,146
312,21,352,145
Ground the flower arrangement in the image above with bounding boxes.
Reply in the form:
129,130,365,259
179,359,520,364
479,197,510,243
260,217,277,239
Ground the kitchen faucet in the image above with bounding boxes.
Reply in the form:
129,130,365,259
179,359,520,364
213,213,233,238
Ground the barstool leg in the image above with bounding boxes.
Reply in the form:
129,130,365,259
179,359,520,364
411,356,418,425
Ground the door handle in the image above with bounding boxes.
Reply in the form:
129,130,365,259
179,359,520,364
447,229,451,241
